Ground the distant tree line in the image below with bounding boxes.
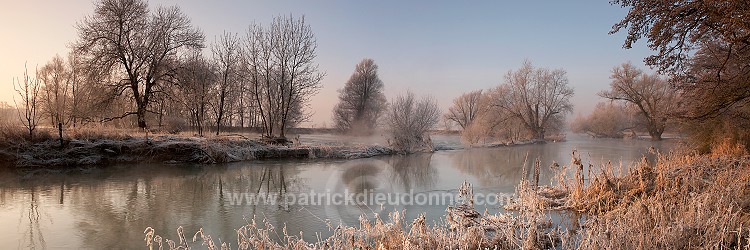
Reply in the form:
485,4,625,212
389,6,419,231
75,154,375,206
13,0,747,154
11,0,323,139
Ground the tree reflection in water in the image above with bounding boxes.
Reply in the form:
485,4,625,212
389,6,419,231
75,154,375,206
340,162,383,193
334,154,438,195
386,153,437,191
0,174,58,250
23,188,46,249
0,163,308,248
0,135,676,247
325,154,437,225
449,146,567,189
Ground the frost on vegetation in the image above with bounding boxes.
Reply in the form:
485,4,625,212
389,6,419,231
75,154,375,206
7,135,397,168
383,92,440,153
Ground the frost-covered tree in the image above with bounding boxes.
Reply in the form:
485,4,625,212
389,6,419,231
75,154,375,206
384,92,440,152
570,102,634,138
242,15,324,138
444,90,483,130
599,62,676,141
176,50,215,136
461,86,525,145
74,0,204,129
38,55,70,128
13,65,42,140
490,61,574,141
332,58,387,135
211,31,241,135
611,0,750,147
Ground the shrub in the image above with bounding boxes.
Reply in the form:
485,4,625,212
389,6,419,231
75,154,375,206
383,92,439,152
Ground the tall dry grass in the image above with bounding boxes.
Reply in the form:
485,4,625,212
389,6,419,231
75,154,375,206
559,140,750,249
66,124,133,141
0,123,54,144
0,122,134,145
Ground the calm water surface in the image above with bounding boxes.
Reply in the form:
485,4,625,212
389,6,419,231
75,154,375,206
0,134,674,249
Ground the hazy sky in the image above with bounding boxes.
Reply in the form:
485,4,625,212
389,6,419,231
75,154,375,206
0,1,654,127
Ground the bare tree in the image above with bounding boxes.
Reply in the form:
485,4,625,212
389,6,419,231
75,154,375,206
444,90,483,130
274,15,324,138
211,31,241,135
74,0,203,129
384,92,440,152
570,102,635,138
599,62,676,140
67,50,87,127
14,65,42,140
242,15,324,139
176,50,214,136
682,40,750,119
490,61,574,141
243,22,280,138
332,58,387,135
611,0,750,148
460,86,527,145
38,55,70,128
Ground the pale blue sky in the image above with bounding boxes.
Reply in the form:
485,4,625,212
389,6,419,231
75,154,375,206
0,1,654,126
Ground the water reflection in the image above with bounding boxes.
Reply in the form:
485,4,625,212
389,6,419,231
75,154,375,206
0,135,676,248
340,161,384,193
0,164,312,248
324,154,438,224
387,153,437,190
0,179,59,250
448,136,674,189
449,147,551,188
24,188,46,249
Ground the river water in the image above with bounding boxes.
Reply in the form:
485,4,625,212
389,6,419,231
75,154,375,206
0,134,675,249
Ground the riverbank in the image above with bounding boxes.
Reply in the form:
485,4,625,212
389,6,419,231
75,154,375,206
0,135,396,168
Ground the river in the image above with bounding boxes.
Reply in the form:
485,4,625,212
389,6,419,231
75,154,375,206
0,134,675,249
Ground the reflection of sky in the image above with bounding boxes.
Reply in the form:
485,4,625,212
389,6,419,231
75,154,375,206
0,135,676,247
446,134,675,187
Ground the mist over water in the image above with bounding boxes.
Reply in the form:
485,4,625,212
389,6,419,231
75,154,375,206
0,134,674,248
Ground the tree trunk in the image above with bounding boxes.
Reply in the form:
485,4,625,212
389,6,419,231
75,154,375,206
216,93,225,136
157,101,164,128
137,104,147,129
649,130,663,141
537,130,545,141
58,122,63,148
199,102,205,137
